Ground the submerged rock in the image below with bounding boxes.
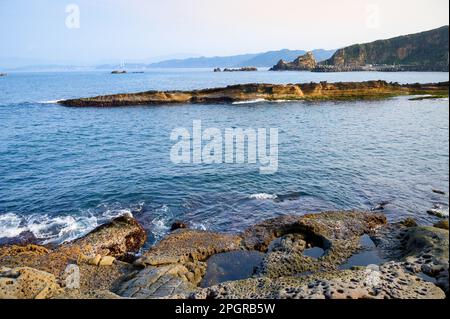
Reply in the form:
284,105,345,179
170,221,188,231
1,211,448,299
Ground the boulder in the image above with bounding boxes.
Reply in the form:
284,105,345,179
135,229,242,267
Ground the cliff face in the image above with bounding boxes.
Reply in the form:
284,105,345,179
270,52,317,71
59,81,449,107
322,26,449,71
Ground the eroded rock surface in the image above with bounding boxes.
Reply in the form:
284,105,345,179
193,262,445,299
135,229,242,267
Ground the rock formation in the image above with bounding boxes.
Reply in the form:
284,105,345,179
1,211,448,299
320,26,449,72
59,81,449,107
270,52,317,71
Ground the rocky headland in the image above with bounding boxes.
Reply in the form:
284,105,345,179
58,81,449,107
270,26,449,72
1,211,448,299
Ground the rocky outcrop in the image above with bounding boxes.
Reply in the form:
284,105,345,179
242,211,387,278
59,81,449,107
1,212,448,299
223,67,258,72
270,52,317,71
193,261,445,299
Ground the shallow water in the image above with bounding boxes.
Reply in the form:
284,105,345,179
339,235,387,269
0,70,448,245
201,251,265,287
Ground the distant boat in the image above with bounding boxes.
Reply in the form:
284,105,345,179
0,73,7,77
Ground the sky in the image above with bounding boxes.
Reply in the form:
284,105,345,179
0,0,449,66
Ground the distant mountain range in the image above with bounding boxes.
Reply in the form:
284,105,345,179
146,49,336,68
320,26,449,71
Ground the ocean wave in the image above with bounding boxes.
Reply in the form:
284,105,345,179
38,99,62,104
0,207,136,245
248,193,278,200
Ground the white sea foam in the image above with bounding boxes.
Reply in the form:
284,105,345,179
232,99,267,105
248,193,278,200
39,99,62,104
0,213,27,238
0,208,135,244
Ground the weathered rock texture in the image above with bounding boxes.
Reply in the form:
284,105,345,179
59,81,449,107
1,212,448,299
242,211,387,278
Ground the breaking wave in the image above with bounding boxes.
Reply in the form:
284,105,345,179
248,193,278,200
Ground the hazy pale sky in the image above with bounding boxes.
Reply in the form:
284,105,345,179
0,0,448,64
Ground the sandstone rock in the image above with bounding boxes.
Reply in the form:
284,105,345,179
244,211,387,278
114,264,202,299
135,229,242,267
59,81,449,107
193,262,445,299
98,256,116,266
73,214,147,259
0,267,61,299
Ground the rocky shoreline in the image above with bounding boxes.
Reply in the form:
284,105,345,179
59,81,449,107
1,211,448,299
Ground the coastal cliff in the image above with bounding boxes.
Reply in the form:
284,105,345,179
269,26,449,72
320,26,449,72
59,81,449,107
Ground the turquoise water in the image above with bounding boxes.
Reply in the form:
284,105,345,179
0,70,449,245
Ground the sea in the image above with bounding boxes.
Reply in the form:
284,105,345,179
0,69,448,247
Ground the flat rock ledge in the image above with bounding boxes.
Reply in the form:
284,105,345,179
59,81,449,107
1,211,448,299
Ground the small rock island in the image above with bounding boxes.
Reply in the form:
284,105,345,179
270,52,317,71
